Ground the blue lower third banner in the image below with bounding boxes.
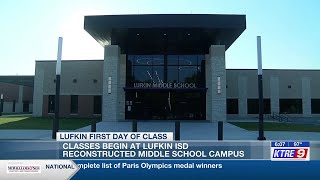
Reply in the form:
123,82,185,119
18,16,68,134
1,138,320,179
72,160,320,180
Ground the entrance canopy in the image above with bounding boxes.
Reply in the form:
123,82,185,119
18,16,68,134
84,14,246,54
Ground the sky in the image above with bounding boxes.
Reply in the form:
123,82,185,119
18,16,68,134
0,0,319,75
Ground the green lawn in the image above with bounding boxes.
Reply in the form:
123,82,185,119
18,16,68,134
0,116,101,130
229,122,320,132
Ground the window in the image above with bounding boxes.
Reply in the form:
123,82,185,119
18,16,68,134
227,99,238,114
127,55,205,87
167,55,179,65
311,99,320,114
12,100,16,112
133,66,153,83
179,66,198,83
23,101,29,112
167,66,179,83
70,95,78,114
152,66,164,83
93,96,102,114
279,99,302,114
48,95,55,113
247,99,271,114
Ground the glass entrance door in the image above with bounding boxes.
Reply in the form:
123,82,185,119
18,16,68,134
125,91,205,120
125,91,170,120
144,92,169,119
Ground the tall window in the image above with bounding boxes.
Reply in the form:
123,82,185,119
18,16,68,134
127,54,205,87
279,99,302,114
247,99,271,114
227,99,238,114
93,96,102,114
70,95,78,114
12,100,16,112
311,99,320,114
23,101,29,112
128,55,164,84
48,95,55,113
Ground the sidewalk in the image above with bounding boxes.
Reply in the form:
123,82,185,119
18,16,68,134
0,121,319,140
227,116,320,124
0,130,52,140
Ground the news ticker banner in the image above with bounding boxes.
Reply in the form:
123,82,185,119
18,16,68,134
1,160,320,180
0,132,319,160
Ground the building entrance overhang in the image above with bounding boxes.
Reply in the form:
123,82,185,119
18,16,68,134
84,14,246,54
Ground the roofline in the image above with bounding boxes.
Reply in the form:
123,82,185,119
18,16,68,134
35,61,320,71
0,81,33,86
0,75,34,77
226,69,320,71
85,13,246,17
36,60,104,62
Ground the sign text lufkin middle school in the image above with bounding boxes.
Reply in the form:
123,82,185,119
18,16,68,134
133,82,196,88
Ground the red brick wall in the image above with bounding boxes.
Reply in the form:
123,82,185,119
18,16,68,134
0,82,19,101
0,82,33,103
60,95,71,117
23,86,34,103
78,95,94,118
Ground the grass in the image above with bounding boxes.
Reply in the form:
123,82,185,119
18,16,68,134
229,122,320,132
0,116,101,130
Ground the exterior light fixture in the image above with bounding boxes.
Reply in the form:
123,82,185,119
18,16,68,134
217,76,221,94
108,76,112,94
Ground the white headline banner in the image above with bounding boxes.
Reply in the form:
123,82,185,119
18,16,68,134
56,132,174,141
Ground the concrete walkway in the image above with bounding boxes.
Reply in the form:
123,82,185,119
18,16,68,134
263,131,320,140
227,116,320,125
0,121,319,140
0,114,32,117
0,130,52,140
